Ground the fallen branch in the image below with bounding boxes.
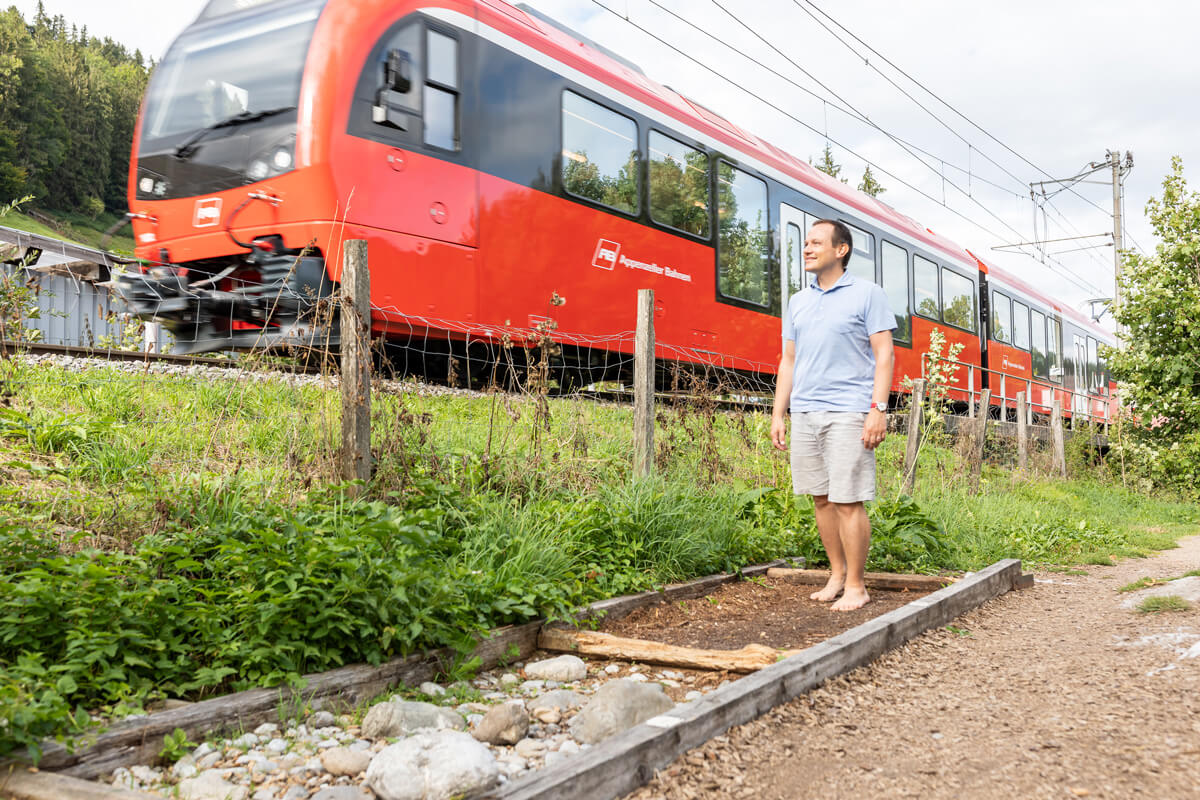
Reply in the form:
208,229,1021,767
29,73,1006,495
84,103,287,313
538,628,799,673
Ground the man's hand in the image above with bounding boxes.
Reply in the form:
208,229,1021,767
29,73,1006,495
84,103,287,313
771,416,788,451
861,409,887,450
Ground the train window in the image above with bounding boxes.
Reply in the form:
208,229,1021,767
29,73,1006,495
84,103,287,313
427,29,457,88
1087,336,1100,391
941,269,976,332
717,162,770,306
648,131,710,237
1049,318,1063,383
913,255,939,319
785,222,804,297
843,222,875,284
1012,301,1030,351
881,241,910,343
561,91,639,215
1031,309,1048,378
992,292,1011,344
423,30,458,150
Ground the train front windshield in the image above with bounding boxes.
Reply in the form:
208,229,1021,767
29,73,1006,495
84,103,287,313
135,0,326,200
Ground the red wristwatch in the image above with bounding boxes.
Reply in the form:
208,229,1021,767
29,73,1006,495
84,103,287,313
870,402,888,413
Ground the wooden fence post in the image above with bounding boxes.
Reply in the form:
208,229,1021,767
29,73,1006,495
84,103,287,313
633,289,655,478
902,379,925,495
1015,390,1029,472
969,388,991,492
1051,398,1067,478
340,239,372,485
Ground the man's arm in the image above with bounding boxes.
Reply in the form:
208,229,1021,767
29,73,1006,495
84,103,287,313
771,339,796,451
861,330,894,450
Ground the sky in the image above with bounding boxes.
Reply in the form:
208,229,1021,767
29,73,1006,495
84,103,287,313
10,0,1200,321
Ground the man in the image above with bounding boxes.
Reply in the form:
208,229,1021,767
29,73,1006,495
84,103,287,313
770,219,895,612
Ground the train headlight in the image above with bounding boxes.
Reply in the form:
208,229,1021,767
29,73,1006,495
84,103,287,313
246,133,296,184
139,177,155,194
153,180,168,197
247,160,270,182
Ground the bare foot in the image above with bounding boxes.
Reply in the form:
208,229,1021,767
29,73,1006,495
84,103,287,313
809,577,845,603
831,586,870,612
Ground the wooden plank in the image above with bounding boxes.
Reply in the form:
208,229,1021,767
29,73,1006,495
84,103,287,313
538,629,797,673
633,289,655,478
339,238,371,484
8,621,542,780
0,768,157,800
902,379,925,494
765,567,957,591
480,559,1022,800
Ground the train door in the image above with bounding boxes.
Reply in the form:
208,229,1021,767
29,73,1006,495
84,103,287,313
1072,334,1088,416
779,204,807,315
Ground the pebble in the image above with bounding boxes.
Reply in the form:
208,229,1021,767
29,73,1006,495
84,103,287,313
309,711,336,728
605,664,621,674
254,723,279,737
419,681,447,697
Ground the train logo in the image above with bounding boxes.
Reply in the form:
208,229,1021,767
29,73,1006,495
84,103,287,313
592,239,620,270
193,198,222,228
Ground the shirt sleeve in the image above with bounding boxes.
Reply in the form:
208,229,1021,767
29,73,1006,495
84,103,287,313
782,292,798,342
865,284,898,335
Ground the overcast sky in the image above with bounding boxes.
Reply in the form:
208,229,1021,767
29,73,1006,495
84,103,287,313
11,0,1200,319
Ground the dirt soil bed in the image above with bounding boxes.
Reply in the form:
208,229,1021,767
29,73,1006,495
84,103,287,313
600,577,931,651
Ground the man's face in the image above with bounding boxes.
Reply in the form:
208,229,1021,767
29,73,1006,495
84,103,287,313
803,222,848,274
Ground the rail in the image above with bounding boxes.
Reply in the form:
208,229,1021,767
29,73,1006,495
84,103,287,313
920,354,1113,430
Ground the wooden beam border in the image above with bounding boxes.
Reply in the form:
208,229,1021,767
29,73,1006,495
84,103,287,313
478,558,1022,800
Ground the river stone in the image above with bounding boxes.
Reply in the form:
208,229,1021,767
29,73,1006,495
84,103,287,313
310,787,373,800
528,689,583,713
309,710,337,728
523,655,586,682
471,702,528,745
365,730,499,800
569,679,674,744
362,700,466,738
419,681,447,697
320,746,373,776
177,771,249,800
170,755,198,781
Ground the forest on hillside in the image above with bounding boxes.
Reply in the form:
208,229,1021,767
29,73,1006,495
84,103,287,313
0,2,150,216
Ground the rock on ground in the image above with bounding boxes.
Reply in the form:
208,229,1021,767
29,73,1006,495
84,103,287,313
472,702,529,745
176,771,249,800
361,699,466,738
523,654,587,682
365,730,499,800
310,787,373,800
570,679,674,744
528,689,584,713
320,745,373,776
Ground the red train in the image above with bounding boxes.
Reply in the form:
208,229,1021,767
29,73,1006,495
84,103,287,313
116,0,1115,420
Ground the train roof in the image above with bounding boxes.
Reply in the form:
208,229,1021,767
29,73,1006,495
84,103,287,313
473,0,976,269
970,251,1114,342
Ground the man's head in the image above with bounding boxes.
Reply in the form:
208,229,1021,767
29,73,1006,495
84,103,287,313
804,219,853,276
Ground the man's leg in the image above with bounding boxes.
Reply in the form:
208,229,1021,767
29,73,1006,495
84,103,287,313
809,494,846,602
831,501,871,611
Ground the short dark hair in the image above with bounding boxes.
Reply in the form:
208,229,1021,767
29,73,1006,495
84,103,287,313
815,219,854,267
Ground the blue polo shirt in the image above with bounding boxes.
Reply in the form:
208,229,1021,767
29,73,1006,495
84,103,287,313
782,270,896,412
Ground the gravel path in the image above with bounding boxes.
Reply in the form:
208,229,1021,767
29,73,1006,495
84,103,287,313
628,536,1200,800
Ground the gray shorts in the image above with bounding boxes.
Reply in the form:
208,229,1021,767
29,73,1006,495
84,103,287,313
790,411,876,503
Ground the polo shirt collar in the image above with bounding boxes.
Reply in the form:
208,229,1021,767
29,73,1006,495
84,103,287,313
809,269,855,293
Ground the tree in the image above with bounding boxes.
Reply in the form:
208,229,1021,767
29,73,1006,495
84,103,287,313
858,165,885,197
1108,156,1200,494
810,142,847,184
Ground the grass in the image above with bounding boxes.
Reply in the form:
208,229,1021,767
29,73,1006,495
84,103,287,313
1,208,137,257
1135,596,1192,614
